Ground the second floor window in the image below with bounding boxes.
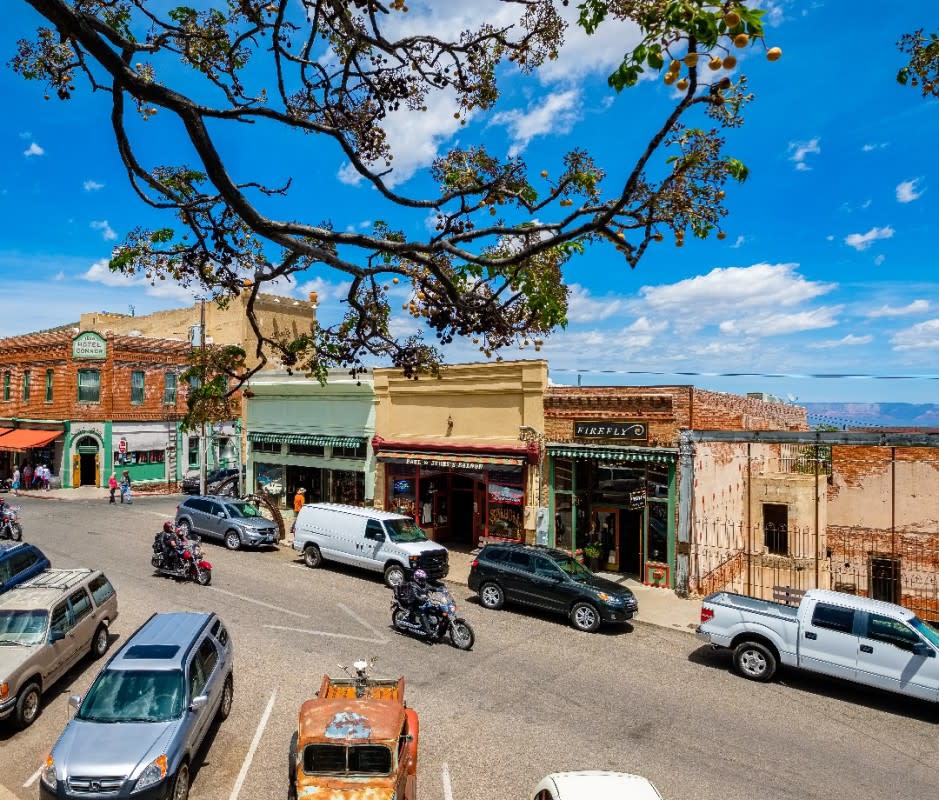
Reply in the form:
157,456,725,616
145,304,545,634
2,371,9,401
45,369,54,402
131,371,145,404
22,370,30,402
164,372,177,405
77,369,101,403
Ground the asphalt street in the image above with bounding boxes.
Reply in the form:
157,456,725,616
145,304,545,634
1,494,936,800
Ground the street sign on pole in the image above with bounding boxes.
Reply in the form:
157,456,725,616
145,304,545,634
118,438,127,454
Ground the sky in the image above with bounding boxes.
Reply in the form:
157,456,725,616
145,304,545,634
1,1,937,404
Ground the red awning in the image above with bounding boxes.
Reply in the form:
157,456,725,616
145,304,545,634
0,428,62,451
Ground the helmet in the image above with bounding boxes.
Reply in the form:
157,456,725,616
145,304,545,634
163,521,174,533
413,569,427,585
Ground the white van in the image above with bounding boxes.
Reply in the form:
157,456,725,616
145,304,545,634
292,503,449,587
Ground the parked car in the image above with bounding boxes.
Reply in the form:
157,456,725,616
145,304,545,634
293,503,449,587
0,541,50,595
0,568,118,728
176,496,279,550
468,543,638,633
41,611,234,800
531,771,663,800
181,467,242,496
697,588,939,700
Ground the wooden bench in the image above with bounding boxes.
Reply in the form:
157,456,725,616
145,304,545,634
772,585,806,606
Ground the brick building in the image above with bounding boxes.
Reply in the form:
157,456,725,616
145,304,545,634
543,385,808,588
0,329,199,488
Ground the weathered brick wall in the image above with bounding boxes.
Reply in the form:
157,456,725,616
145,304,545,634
690,388,808,431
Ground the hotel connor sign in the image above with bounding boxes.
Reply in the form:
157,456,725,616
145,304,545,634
72,331,107,360
574,420,648,441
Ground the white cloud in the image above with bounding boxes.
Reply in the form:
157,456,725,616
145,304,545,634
807,334,873,349
896,178,925,203
296,275,352,302
718,307,840,337
862,142,888,152
23,142,45,157
336,161,363,187
566,282,625,323
788,137,820,171
844,225,894,251
90,220,117,241
730,235,746,249
866,299,931,318
54,271,65,281
891,319,939,351
490,90,581,157
873,254,885,266
83,180,105,192
81,258,196,301
18,131,32,140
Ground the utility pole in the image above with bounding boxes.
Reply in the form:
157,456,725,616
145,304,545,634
199,298,207,497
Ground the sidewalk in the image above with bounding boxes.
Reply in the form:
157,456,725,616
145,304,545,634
444,549,702,634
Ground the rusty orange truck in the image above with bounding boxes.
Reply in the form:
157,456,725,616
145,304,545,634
289,660,419,800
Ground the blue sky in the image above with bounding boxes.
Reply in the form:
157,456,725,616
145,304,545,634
2,1,937,403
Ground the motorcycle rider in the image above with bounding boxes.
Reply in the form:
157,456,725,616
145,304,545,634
157,521,184,571
401,568,436,639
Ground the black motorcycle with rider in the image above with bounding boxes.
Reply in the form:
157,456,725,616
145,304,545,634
391,568,474,650
151,521,213,585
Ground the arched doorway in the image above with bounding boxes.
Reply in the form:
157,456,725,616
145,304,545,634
74,436,100,487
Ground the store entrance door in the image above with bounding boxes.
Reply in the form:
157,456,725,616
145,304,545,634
618,508,643,575
591,507,620,572
450,491,474,546
76,437,99,487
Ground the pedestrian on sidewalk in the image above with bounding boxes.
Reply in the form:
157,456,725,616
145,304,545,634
23,463,33,492
108,472,118,504
120,470,133,504
11,466,20,496
290,487,306,535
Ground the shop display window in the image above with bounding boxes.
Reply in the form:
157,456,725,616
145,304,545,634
331,470,365,504
389,465,417,519
648,502,668,563
554,494,573,550
255,462,285,498
554,458,573,491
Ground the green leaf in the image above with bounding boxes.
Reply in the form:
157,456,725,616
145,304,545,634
726,157,750,182
897,67,910,85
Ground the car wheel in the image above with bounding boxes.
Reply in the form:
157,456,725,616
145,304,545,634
15,682,41,728
570,602,601,633
171,763,190,800
224,530,241,551
733,641,777,682
479,582,504,610
216,675,234,722
90,624,110,659
303,544,322,568
384,563,406,588
178,519,192,537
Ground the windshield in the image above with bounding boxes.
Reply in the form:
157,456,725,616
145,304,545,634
385,518,427,543
79,669,185,723
548,552,593,581
225,502,262,519
0,610,48,646
910,617,939,649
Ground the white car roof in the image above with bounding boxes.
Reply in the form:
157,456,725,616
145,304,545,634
534,772,663,800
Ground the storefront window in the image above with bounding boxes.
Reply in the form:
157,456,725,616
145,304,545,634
389,465,417,518
255,462,285,498
487,481,524,540
333,443,366,459
554,494,573,551
289,444,325,457
593,464,644,505
252,440,280,454
331,470,365,504
648,501,668,563
555,458,573,491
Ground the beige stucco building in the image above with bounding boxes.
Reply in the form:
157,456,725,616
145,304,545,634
371,360,548,548
80,292,317,370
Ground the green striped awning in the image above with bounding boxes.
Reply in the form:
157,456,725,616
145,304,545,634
247,432,366,448
547,444,676,464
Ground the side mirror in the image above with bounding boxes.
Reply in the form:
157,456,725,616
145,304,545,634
190,695,209,712
913,642,935,658
68,694,81,710
49,630,65,643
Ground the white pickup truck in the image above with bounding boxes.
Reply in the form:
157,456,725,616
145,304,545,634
696,588,939,701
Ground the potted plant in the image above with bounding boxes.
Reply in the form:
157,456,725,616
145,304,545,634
584,542,602,572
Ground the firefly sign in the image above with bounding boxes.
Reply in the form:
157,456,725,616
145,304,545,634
574,420,648,441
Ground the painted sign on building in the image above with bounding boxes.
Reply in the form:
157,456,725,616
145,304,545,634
574,420,648,440
72,331,107,360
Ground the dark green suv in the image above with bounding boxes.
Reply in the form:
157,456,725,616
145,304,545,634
467,543,638,632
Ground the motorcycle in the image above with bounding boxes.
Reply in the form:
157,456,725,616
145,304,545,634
0,504,23,541
151,533,212,586
391,581,475,650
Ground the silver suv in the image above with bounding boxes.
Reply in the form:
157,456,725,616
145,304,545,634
0,568,118,728
41,611,234,800
176,496,279,550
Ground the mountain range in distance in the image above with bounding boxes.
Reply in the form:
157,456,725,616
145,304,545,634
801,402,939,429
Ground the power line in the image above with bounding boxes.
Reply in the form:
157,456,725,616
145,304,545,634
548,367,939,381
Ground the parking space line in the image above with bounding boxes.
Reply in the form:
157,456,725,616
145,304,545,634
228,689,276,800
264,623,386,644
23,766,42,788
442,762,454,800
337,602,388,643
208,586,308,619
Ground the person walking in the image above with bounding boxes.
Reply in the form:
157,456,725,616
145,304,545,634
108,472,118,504
290,487,306,535
23,464,33,492
120,470,132,504
11,466,20,496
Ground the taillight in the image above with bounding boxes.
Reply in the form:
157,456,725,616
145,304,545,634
700,607,714,623
470,559,478,569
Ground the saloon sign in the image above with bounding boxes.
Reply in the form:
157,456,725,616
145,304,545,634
72,331,107,360
574,420,648,441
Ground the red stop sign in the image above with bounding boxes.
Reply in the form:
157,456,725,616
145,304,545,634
118,439,127,453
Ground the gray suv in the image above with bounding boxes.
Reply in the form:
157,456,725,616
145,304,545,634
0,568,118,728
176,496,279,550
41,611,234,800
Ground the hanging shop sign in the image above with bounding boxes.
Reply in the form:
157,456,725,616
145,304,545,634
72,331,107,360
628,489,647,510
574,420,648,441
